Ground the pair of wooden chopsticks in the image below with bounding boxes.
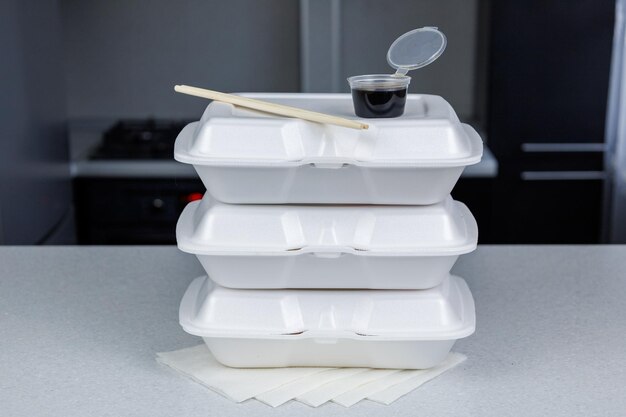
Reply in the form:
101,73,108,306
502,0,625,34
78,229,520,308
174,84,368,130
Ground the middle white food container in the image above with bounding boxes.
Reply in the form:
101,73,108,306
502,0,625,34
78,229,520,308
177,194,477,289
174,93,483,205
180,274,475,369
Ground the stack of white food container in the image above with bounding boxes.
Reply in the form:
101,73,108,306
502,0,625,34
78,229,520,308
174,93,482,369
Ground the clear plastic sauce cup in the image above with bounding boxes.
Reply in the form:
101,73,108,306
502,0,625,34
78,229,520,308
348,27,446,119
348,74,411,118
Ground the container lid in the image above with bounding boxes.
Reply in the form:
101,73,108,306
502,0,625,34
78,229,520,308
176,194,478,256
180,275,475,340
347,74,411,91
174,94,483,167
387,27,447,75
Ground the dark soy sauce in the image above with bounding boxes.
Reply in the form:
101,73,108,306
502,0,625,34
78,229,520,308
351,87,407,118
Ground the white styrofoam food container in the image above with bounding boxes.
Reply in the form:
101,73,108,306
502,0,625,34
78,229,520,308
174,93,483,205
176,194,477,289
180,274,475,369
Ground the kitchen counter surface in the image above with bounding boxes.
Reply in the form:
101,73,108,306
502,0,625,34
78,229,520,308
1,245,625,416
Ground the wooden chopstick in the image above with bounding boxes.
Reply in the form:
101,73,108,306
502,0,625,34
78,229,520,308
174,85,369,130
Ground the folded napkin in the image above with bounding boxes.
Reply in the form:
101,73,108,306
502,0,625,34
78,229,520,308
256,368,369,407
297,368,401,407
156,345,331,402
367,353,467,405
157,344,466,407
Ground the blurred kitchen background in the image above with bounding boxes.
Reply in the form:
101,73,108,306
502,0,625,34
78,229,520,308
1,0,625,245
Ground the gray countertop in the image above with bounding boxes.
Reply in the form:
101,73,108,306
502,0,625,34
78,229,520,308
2,245,625,416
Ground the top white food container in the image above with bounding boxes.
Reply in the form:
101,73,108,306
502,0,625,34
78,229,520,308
174,93,483,205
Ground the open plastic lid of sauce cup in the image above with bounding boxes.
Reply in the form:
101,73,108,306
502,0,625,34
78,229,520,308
348,27,447,118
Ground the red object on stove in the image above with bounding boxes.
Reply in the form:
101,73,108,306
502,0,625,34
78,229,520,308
185,192,204,202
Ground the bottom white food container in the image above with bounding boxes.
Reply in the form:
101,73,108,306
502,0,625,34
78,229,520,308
179,275,475,369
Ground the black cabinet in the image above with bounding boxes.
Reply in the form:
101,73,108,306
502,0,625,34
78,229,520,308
74,178,204,244
452,178,496,244
486,0,614,243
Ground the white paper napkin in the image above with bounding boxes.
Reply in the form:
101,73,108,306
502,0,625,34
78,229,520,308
332,369,426,407
367,352,467,405
156,345,331,402
296,368,402,407
256,368,368,407
157,345,465,407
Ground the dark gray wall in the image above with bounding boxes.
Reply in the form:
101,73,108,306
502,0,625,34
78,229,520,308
0,0,71,244
60,0,478,120
60,0,300,119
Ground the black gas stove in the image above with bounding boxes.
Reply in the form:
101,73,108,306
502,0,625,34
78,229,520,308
89,119,191,160
74,119,204,245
